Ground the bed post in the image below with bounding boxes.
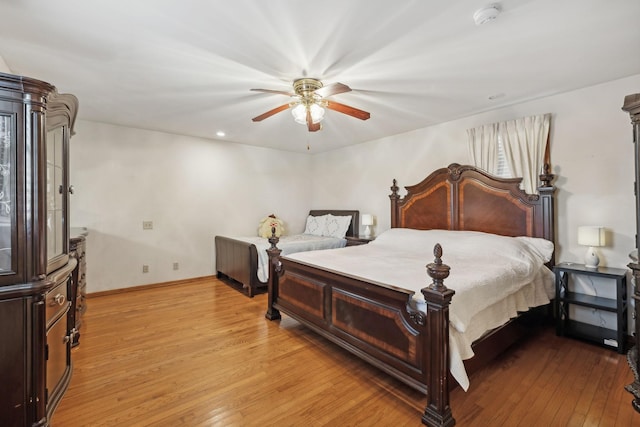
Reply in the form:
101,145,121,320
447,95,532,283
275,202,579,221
421,244,456,427
389,179,400,227
265,228,282,321
538,164,556,266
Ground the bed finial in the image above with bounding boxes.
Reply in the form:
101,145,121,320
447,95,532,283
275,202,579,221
433,244,443,263
390,179,399,197
268,226,280,249
426,243,450,291
539,162,555,188
390,179,401,227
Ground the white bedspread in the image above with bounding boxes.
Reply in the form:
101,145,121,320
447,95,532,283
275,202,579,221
284,228,555,391
234,234,346,282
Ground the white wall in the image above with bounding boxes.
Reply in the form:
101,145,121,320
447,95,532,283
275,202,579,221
70,75,640,334
311,74,640,269
310,74,640,333
70,121,312,292
0,55,11,73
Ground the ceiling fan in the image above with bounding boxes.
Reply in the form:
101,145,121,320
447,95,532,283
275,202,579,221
251,78,370,132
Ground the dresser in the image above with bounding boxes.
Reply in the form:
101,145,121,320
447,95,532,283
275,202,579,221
0,72,78,426
70,227,88,347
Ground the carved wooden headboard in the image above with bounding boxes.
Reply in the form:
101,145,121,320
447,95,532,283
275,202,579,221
389,163,555,243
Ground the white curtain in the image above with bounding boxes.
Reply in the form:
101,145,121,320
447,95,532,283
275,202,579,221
467,113,550,194
467,123,499,176
500,113,550,194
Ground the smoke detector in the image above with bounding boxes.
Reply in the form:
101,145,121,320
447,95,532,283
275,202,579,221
473,4,501,25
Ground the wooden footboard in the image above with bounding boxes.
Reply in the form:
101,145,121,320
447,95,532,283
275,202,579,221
266,240,456,427
214,236,265,297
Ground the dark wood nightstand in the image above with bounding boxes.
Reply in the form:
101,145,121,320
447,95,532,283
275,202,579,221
345,235,375,246
554,262,628,353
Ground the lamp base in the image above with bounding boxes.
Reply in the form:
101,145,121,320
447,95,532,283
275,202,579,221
363,225,371,238
584,246,600,269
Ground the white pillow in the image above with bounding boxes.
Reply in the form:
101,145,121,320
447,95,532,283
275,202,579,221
515,236,555,263
304,214,327,236
323,214,352,238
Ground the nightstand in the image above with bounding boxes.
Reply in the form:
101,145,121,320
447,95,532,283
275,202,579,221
554,262,628,353
345,235,375,246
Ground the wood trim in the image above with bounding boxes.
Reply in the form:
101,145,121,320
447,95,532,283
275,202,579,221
390,163,555,242
87,275,216,298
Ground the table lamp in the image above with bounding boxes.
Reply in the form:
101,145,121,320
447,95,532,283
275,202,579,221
578,226,606,268
362,214,374,238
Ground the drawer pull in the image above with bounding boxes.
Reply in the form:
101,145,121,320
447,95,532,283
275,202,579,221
53,294,66,306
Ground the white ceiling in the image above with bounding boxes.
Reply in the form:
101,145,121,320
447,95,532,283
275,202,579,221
1,0,639,153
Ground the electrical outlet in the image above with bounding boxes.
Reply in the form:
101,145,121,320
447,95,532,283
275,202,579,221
142,221,153,230
142,265,149,273
173,262,179,270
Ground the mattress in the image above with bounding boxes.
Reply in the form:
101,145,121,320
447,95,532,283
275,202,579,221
234,234,347,282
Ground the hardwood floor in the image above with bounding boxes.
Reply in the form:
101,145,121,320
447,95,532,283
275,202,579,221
53,277,640,426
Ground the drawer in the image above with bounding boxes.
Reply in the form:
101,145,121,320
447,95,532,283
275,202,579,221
46,280,69,328
46,312,71,398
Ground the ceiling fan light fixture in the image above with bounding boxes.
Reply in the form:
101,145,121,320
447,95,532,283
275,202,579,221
251,78,368,132
291,103,325,125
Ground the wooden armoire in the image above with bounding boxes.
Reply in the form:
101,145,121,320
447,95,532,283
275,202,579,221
623,93,640,412
0,72,78,426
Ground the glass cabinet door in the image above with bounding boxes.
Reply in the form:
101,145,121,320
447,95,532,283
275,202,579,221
46,126,65,265
0,114,14,274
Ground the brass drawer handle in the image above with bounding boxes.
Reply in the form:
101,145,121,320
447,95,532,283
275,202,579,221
53,294,66,306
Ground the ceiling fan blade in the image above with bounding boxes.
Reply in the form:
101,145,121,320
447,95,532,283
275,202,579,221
250,88,295,96
314,82,351,98
306,109,321,132
252,104,291,122
325,101,370,120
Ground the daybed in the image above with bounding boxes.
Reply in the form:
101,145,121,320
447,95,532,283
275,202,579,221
265,163,556,426
215,210,359,297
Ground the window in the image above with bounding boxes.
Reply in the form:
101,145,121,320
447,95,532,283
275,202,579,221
495,135,512,179
467,113,550,194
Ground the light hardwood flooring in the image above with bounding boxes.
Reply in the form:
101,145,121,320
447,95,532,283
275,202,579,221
53,277,640,426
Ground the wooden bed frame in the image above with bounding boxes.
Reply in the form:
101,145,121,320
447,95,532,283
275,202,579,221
215,210,359,297
265,164,555,426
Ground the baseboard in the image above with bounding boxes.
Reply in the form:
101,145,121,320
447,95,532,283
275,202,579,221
88,275,217,298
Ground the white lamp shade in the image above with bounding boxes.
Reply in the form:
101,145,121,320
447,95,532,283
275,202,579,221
577,226,606,247
361,214,374,237
578,226,606,268
291,103,325,125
